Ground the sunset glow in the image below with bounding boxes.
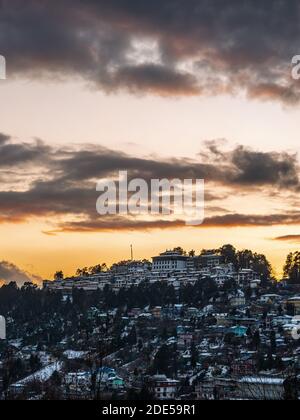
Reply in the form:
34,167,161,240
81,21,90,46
0,1,300,283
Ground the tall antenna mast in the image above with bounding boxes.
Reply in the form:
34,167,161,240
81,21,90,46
130,244,133,261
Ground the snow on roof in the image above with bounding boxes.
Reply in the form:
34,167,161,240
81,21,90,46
152,375,179,384
12,362,63,386
239,377,284,385
63,350,87,360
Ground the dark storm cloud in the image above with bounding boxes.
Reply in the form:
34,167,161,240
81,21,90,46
48,212,300,234
204,213,300,228
0,183,97,223
1,135,300,230
3,136,298,189
0,134,51,167
49,141,300,190
112,64,200,96
0,133,10,145
273,235,300,242
0,261,41,286
230,147,299,187
0,0,299,102
56,148,218,183
201,142,300,188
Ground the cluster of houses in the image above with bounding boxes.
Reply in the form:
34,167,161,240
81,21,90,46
2,249,300,400
43,250,262,294
5,284,300,400
2,287,300,399
6,356,125,399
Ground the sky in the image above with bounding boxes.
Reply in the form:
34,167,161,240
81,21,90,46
0,0,300,283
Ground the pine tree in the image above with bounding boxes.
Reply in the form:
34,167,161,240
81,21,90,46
270,331,277,353
252,330,261,350
191,342,198,369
